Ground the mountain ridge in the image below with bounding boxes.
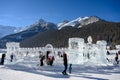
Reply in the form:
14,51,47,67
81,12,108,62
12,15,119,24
0,16,119,49
0,19,57,48
58,16,100,29
20,20,120,49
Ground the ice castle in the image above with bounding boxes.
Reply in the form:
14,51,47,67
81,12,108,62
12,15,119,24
68,36,108,65
5,36,109,65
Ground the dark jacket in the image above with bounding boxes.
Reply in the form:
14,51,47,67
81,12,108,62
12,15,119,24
63,53,68,66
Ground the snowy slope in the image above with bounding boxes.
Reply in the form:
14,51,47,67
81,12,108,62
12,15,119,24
58,16,99,30
27,19,57,31
0,53,120,80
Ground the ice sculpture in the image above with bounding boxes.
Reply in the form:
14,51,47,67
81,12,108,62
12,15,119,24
68,38,85,64
4,42,21,64
45,44,54,52
96,40,107,65
68,36,108,65
83,36,96,64
45,44,54,57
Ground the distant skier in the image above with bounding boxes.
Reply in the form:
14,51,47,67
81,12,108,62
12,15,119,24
0,53,6,65
62,52,68,75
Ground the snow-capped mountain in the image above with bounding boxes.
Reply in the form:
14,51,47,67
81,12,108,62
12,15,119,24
0,25,22,38
0,16,120,49
0,19,57,48
27,19,57,32
58,16,99,30
21,18,120,48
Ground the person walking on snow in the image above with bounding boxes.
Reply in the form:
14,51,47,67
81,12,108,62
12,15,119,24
10,54,14,62
39,51,45,66
115,53,119,64
0,53,6,65
62,52,68,75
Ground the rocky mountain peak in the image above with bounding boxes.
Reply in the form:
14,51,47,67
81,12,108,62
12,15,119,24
58,16,100,29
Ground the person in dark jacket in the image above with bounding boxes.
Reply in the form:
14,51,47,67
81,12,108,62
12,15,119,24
49,56,55,66
0,53,6,65
62,52,68,75
115,53,119,64
40,55,45,66
10,54,14,62
107,51,110,55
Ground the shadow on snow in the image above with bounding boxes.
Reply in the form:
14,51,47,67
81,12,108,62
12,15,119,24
4,63,120,80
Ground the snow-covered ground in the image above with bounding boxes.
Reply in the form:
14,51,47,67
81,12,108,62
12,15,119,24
0,53,120,80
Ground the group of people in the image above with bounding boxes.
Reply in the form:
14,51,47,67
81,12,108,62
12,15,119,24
0,53,14,65
107,50,119,64
39,51,55,66
39,50,120,75
38,51,69,75
1,50,119,75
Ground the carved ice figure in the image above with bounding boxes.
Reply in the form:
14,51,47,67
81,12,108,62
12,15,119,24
83,44,97,64
68,36,108,65
45,44,54,58
83,36,97,64
96,40,107,65
6,42,20,62
87,36,92,44
68,38,85,64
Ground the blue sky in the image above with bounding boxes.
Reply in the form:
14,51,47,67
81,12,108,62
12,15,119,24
0,0,120,27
